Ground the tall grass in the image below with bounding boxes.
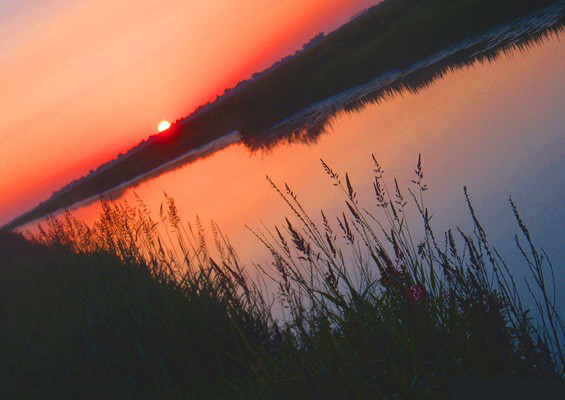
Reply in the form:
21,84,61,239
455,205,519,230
1,155,562,398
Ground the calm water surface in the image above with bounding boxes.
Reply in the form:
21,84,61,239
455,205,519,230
32,34,565,302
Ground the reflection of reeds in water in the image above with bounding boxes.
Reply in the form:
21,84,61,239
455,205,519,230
6,156,562,397
245,4,565,151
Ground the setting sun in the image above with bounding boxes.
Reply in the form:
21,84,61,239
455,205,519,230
158,121,171,132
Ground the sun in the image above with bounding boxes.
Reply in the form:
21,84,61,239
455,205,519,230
158,120,171,132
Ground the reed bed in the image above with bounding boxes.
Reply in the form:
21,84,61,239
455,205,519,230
1,155,562,399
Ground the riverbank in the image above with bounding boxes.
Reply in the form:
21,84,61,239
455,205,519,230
2,162,562,398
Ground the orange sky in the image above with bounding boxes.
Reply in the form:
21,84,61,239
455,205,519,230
0,0,378,225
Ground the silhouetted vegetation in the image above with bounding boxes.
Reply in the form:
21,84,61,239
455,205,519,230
1,157,563,398
3,0,563,231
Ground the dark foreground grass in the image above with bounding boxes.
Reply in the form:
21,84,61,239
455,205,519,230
1,156,563,399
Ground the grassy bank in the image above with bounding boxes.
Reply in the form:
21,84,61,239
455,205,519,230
1,157,563,399
4,0,563,231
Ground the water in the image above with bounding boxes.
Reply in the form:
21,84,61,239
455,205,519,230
24,9,565,305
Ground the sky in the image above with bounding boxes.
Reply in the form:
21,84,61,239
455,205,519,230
0,0,378,225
